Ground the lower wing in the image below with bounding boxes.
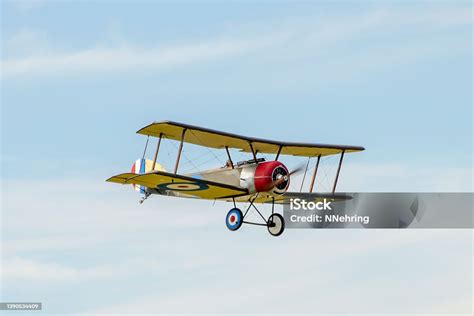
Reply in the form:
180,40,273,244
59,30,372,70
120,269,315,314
107,171,248,200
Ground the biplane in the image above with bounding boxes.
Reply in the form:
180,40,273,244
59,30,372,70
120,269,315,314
107,121,364,236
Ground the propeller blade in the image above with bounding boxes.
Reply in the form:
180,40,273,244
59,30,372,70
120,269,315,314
271,164,305,188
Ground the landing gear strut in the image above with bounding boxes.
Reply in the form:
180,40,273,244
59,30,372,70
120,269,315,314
225,195,285,236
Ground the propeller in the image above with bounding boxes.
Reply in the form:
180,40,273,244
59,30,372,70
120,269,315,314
270,164,305,190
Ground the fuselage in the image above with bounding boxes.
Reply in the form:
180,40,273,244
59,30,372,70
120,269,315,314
188,159,289,195
130,158,290,200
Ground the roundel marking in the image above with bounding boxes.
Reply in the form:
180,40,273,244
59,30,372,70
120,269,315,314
157,182,209,191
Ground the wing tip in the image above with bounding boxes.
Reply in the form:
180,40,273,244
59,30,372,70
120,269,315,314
136,120,176,135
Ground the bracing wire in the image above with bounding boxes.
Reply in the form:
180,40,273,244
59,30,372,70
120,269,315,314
299,156,311,192
168,140,201,173
189,130,225,164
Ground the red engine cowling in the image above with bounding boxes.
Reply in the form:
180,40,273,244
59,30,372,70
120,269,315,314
253,161,290,194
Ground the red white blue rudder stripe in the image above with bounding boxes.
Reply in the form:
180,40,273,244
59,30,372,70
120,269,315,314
131,158,146,194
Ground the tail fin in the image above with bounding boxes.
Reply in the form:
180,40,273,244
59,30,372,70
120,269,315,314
130,158,165,193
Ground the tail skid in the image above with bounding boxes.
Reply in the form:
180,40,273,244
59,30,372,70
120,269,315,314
139,191,151,204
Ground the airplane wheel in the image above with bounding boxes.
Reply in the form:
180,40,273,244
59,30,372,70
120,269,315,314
226,208,243,231
267,213,285,236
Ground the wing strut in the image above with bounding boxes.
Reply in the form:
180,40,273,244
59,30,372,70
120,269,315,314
174,129,187,174
332,150,345,193
275,145,282,161
249,142,257,161
152,133,163,170
225,146,234,169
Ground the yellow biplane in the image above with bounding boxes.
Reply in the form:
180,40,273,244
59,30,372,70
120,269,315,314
107,121,364,236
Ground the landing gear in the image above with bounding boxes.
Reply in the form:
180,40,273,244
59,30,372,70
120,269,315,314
267,213,285,236
226,195,286,236
226,208,243,231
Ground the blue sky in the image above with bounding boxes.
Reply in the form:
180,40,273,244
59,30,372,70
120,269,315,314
1,1,472,314
2,1,472,180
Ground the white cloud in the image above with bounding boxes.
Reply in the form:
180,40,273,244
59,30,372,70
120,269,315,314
1,6,471,79
1,177,472,313
1,178,224,239
89,230,471,314
2,29,50,59
1,36,278,78
339,163,473,192
2,257,119,281
9,0,47,11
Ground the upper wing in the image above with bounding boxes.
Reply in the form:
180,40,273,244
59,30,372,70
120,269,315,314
137,121,364,157
107,171,248,200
